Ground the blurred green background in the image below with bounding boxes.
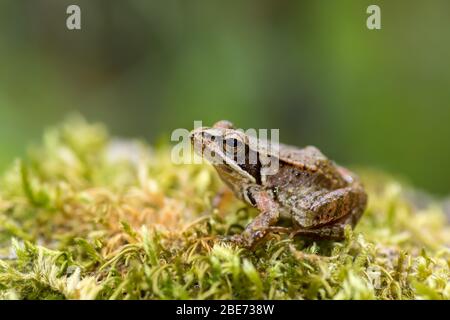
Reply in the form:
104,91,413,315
0,0,449,194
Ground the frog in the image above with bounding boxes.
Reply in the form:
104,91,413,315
190,120,367,249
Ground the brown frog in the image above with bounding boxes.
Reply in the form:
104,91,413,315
190,120,367,249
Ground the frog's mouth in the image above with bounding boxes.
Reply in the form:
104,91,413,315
215,162,256,184
203,148,256,184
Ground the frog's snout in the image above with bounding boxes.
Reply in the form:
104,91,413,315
190,128,211,156
189,127,204,146
189,130,195,143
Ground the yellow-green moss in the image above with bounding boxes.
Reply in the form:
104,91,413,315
0,117,449,300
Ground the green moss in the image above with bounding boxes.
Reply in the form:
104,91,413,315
0,117,449,300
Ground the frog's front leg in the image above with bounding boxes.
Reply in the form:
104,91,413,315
230,190,280,249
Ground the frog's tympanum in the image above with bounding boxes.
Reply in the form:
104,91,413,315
190,121,367,249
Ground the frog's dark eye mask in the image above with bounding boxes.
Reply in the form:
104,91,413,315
224,137,239,149
224,137,246,156
223,136,262,184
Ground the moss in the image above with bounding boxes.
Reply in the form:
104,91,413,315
0,116,449,300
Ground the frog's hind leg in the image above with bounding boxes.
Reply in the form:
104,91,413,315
266,226,291,233
311,186,366,227
290,216,351,240
230,190,280,249
292,186,367,240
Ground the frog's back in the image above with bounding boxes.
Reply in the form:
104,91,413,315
264,158,340,199
275,145,347,190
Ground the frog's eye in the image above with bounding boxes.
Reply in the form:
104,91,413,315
224,138,244,153
201,132,216,141
225,138,238,148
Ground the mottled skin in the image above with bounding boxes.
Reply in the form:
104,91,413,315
190,121,367,249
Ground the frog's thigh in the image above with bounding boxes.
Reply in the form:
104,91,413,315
290,187,364,240
310,186,361,226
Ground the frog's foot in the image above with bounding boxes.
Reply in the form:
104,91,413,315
239,210,280,248
220,229,268,249
291,213,355,240
217,234,239,245
266,226,291,234
223,190,281,249
222,227,290,248
290,224,346,240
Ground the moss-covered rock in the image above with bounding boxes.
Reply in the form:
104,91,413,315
0,117,449,300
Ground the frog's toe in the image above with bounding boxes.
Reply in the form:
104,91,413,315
218,234,239,243
218,234,251,248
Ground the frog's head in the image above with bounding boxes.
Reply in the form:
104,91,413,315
190,121,262,194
